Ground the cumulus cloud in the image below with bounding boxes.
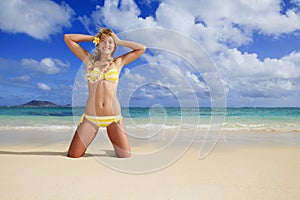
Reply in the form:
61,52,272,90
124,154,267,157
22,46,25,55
218,49,300,79
123,68,146,83
21,57,70,75
0,0,75,40
79,0,156,34
185,72,208,91
216,48,300,98
0,56,74,106
78,0,299,56
292,0,300,7
116,50,209,107
37,82,51,91
153,0,300,52
78,0,300,106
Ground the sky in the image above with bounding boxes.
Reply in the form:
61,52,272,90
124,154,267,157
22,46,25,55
0,0,300,107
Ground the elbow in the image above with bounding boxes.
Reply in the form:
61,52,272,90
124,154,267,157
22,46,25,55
64,34,70,42
136,46,146,56
141,45,147,53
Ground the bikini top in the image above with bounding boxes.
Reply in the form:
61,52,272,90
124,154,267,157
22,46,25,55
87,67,119,83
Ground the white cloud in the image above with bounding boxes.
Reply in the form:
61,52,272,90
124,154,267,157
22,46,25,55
137,0,162,6
37,82,51,91
185,72,208,91
0,0,74,40
139,87,154,99
291,0,300,8
154,0,300,51
123,68,146,83
117,50,209,107
79,0,156,34
21,57,70,75
216,48,300,98
217,48,299,79
12,75,31,82
80,0,300,52
78,0,300,106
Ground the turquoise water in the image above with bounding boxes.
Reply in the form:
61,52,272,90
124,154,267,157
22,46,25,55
0,107,299,132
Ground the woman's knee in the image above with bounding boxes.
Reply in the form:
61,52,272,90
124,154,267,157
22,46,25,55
116,151,131,158
114,146,131,158
67,136,86,158
67,148,85,158
67,153,81,158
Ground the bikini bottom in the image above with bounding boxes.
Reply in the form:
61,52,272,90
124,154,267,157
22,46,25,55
79,113,123,127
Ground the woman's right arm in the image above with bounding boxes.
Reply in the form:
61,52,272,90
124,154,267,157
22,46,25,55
64,34,94,61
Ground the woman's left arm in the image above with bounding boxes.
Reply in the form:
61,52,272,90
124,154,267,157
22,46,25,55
115,36,146,69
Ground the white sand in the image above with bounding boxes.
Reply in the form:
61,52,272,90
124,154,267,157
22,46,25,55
1,133,300,200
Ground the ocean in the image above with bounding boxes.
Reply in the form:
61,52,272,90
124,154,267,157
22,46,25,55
0,107,299,132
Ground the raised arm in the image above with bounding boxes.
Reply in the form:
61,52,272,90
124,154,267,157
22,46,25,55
115,36,146,69
64,34,94,62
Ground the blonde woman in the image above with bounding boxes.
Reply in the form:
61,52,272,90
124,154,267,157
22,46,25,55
64,28,146,158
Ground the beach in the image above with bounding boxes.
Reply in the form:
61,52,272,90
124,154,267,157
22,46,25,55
0,129,300,199
0,107,300,199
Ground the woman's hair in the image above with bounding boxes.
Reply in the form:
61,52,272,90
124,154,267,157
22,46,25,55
94,28,117,57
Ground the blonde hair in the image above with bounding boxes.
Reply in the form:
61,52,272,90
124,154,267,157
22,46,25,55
95,28,117,56
88,28,117,68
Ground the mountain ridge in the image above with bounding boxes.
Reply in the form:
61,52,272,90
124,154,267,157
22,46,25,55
18,100,70,107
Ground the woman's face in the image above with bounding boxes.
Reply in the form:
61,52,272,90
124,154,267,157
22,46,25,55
97,34,115,55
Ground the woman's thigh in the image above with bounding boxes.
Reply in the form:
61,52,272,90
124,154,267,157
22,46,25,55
68,118,98,157
106,119,131,158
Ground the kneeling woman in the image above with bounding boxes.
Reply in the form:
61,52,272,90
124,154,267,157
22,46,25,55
64,28,146,158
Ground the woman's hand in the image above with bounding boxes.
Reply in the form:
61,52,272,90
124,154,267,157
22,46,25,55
114,37,146,70
113,33,121,45
64,34,93,61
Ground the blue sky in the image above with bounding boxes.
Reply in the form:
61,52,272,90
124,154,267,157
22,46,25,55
0,0,300,107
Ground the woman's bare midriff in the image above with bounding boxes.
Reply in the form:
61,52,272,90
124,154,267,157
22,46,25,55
84,80,121,116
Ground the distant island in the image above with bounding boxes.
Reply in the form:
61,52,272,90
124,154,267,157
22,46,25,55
18,100,71,107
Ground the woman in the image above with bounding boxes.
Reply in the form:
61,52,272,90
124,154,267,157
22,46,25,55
64,28,146,158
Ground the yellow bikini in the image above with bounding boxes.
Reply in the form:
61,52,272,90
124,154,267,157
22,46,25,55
80,67,122,127
79,114,123,127
87,67,119,83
